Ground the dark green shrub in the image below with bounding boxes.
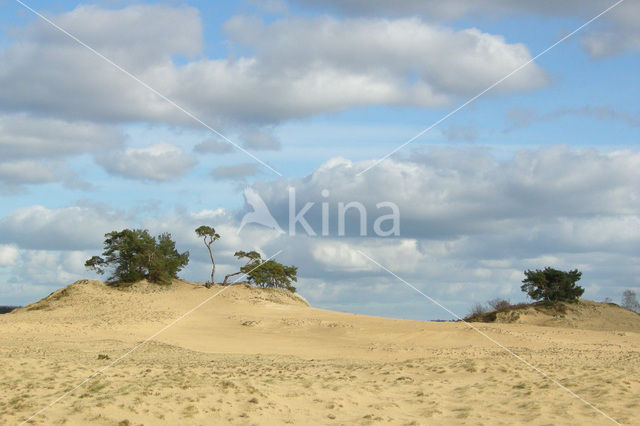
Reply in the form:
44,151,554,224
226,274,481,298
85,229,189,285
521,267,584,303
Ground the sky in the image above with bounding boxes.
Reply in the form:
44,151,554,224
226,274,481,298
0,0,638,320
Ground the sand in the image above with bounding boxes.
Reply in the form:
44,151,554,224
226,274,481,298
1,279,639,425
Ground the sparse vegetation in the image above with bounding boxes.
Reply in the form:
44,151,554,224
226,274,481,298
0,306,20,314
466,298,514,322
622,290,640,313
487,298,511,311
469,303,487,317
521,267,584,303
85,229,189,285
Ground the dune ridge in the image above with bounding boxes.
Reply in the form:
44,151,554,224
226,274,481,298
1,280,639,425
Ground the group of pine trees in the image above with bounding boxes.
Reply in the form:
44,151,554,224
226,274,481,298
85,226,297,292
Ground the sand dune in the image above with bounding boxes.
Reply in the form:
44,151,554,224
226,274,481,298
1,280,639,425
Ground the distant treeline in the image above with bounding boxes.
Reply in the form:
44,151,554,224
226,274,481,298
0,306,20,314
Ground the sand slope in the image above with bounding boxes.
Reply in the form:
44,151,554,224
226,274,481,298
487,300,640,332
1,280,639,425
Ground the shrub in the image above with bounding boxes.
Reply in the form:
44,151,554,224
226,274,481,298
487,298,511,312
465,303,497,322
521,267,584,303
85,229,189,285
470,303,487,316
622,290,640,313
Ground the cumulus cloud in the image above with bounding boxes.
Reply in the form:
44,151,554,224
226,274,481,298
239,127,281,150
223,16,547,101
0,5,202,124
0,160,60,185
0,114,123,159
250,145,640,240
98,142,197,181
18,250,89,285
0,5,547,126
0,204,131,250
289,0,640,57
0,114,122,189
193,138,234,155
582,2,640,57
18,4,203,70
0,159,92,192
287,0,606,19
0,245,19,267
220,144,639,316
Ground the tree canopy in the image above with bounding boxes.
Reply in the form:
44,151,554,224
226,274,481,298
222,251,298,292
521,267,584,303
85,229,189,285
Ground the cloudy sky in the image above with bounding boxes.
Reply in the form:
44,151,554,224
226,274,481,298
0,0,638,319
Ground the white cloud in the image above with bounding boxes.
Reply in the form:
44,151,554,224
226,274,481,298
0,245,19,267
0,159,92,192
193,138,234,155
289,0,640,57
252,146,640,240
582,2,640,57
223,15,547,101
311,239,420,272
19,250,87,285
0,114,123,189
239,127,281,150
0,204,130,250
287,0,606,19
0,114,123,159
20,5,203,70
98,142,197,181
0,6,547,126
0,160,60,185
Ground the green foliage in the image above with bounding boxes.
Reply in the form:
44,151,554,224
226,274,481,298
235,250,262,262
521,267,584,303
195,225,220,241
85,229,189,285
235,251,298,292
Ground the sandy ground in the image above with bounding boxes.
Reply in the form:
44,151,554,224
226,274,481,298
1,280,639,425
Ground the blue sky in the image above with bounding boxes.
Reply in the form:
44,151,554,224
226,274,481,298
0,0,638,319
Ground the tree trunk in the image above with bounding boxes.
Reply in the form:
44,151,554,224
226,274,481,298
205,239,215,284
222,271,242,285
